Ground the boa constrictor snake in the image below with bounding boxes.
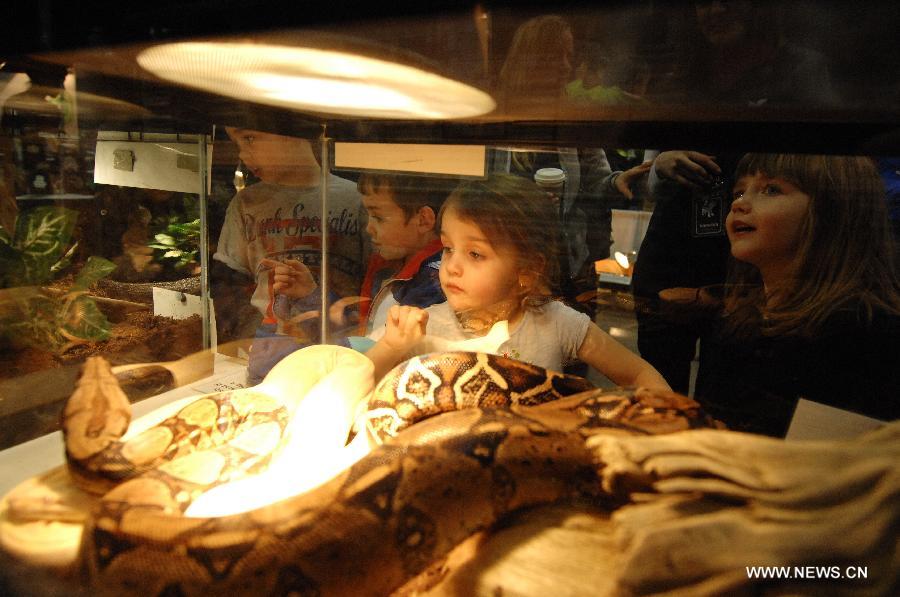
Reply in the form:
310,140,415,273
50,345,715,595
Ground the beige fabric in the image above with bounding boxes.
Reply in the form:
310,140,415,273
591,423,900,596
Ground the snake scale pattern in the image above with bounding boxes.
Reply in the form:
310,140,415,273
61,349,715,596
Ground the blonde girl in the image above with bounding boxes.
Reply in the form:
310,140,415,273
366,173,670,391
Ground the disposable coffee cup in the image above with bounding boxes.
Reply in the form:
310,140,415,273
534,167,567,197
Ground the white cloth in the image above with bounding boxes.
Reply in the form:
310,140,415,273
213,177,364,318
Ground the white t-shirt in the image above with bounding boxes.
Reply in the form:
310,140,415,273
413,301,590,371
213,177,364,319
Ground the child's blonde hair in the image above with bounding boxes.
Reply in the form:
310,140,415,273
725,153,900,337
439,173,561,307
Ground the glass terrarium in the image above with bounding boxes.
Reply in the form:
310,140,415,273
0,1,898,594
0,124,214,452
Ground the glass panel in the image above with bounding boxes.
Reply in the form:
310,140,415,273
208,127,368,385
0,2,897,594
2,0,898,452
0,88,210,451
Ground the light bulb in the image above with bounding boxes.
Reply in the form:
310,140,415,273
137,42,496,120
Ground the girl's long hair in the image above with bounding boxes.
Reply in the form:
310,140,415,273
439,173,560,309
497,15,573,108
724,153,900,338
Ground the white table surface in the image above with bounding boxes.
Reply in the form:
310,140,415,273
0,354,248,498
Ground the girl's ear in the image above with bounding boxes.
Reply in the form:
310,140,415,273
518,270,536,292
417,206,437,232
518,273,527,289
518,256,548,294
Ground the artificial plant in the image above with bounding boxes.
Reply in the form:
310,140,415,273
0,206,115,352
147,196,201,276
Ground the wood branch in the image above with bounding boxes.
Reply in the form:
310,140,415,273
87,295,150,313
0,350,213,418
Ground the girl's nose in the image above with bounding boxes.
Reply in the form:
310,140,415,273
365,219,375,237
731,191,750,213
443,252,461,276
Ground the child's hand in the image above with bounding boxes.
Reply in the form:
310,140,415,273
366,305,429,380
261,258,317,299
383,305,428,353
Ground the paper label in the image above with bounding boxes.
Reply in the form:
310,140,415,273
152,287,203,320
786,398,884,441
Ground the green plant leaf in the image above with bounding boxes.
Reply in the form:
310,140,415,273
72,256,116,291
62,294,110,342
0,286,36,325
0,291,66,351
12,207,78,286
0,256,116,352
148,215,201,274
2,255,114,351
50,241,78,276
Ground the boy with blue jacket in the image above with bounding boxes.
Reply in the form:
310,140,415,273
264,173,454,359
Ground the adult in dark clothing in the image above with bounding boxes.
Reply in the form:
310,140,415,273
496,15,650,322
668,0,839,107
505,148,644,315
632,150,737,393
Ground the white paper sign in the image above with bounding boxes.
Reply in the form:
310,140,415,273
334,142,486,177
152,287,203,320
786,398,885,441
94,133,212,194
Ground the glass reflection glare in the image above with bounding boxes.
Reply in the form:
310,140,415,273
137,42,496,119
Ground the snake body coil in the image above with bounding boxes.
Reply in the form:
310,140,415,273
61,348,713,595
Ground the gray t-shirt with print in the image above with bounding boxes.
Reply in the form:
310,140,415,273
414,300,590,371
